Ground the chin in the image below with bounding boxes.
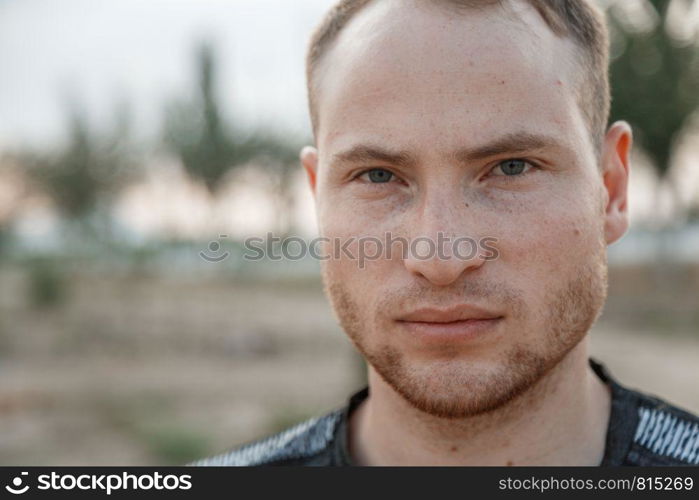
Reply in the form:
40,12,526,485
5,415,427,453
365,342,561,419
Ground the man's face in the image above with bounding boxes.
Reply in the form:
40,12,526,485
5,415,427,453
303,0,629,418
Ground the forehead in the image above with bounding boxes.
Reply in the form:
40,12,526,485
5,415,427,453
315,0,590,156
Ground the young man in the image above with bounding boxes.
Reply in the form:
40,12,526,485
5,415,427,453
195,0,699,466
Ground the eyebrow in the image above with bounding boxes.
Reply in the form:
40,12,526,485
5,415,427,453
331,145,417,168
454,132,562,162
331,132,562,168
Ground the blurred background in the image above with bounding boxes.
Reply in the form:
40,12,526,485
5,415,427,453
0,0,697,465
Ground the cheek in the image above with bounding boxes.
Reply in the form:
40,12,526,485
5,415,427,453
317,198,408,325
319,196,411,240
481,185,605,300
320,254,385,340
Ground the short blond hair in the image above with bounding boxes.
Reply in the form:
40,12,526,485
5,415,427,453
306,0,610,152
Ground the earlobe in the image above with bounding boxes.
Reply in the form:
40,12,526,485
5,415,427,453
601,121,633,245
300,146,319,196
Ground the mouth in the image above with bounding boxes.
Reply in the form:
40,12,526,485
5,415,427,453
395,305,504,343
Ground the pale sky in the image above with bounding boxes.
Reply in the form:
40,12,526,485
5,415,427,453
1,0,697,150
0,0,336,149
1,0,697,242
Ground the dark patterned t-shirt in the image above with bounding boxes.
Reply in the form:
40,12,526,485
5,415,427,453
192,358,699,466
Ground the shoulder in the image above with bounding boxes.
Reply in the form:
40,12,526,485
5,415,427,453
625,389,699,466
189,409,343,466
591,358,699,466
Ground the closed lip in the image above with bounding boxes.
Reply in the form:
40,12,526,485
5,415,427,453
396,305,503,323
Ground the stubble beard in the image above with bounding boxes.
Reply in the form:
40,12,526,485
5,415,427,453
322,240,608,420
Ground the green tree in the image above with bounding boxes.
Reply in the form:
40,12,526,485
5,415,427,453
608,0,699,222
13,101,139,308
22,100,139,243
163,43,300,235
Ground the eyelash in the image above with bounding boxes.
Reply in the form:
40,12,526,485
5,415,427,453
352,159,540,185
353,168,400,184
485,159,539,179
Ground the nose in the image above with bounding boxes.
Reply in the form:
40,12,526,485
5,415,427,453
403,192,486,287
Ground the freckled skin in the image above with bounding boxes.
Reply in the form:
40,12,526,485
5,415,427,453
302,0,631,463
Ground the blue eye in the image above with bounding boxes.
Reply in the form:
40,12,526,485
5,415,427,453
494,159,531,176
364,169,394,183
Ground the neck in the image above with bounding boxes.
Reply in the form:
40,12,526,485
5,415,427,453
349,339,612,466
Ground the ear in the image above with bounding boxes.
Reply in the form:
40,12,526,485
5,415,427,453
601,121,632,245
300,146,319,196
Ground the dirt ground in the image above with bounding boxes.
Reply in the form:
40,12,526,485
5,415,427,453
0,269,696,465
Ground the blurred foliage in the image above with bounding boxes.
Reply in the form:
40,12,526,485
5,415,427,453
8,103,140,305
26,257,66,309
0,227,8,259
21,102,140,223
163,42,299,197
608,0,699,182
91,392,209,465
141,426,210,465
